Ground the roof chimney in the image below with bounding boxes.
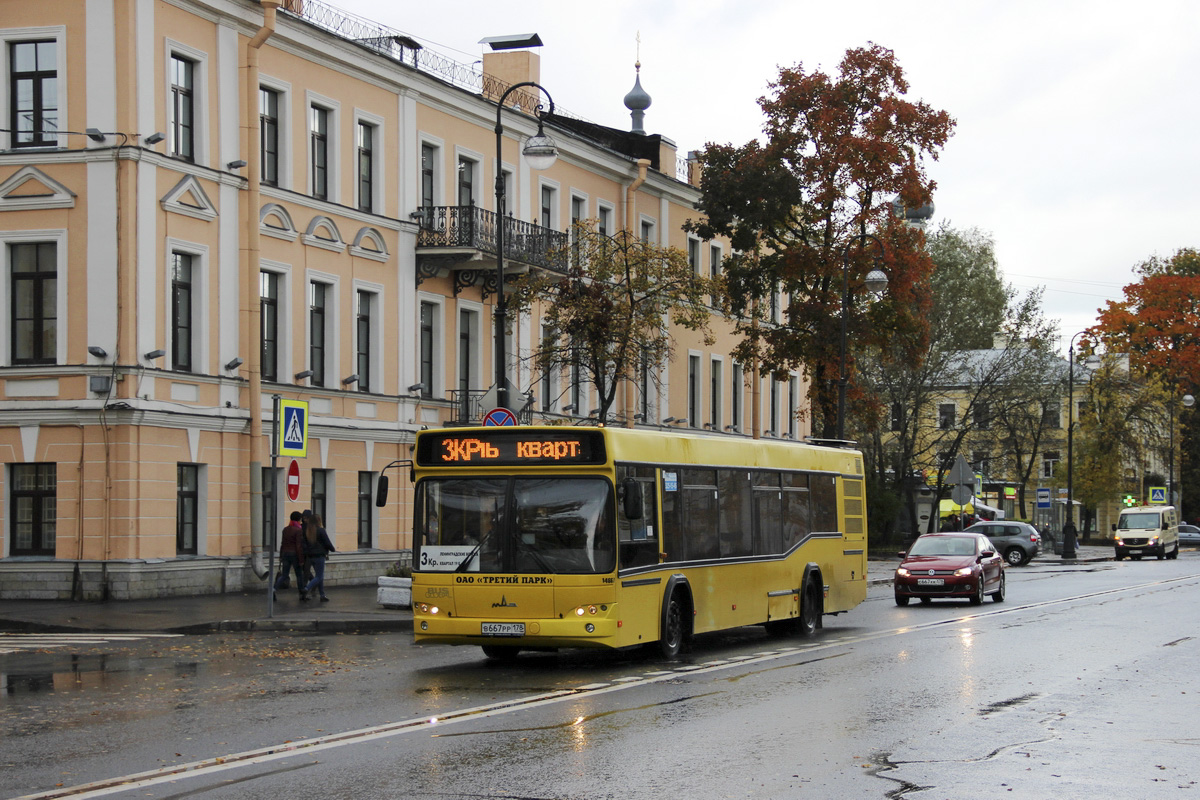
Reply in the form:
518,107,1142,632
480,34,542,106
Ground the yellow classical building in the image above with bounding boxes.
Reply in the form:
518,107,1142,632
0,0,808,598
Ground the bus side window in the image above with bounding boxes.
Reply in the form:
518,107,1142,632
617,466,658,569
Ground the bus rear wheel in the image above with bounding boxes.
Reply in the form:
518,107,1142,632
798,583,821,637
659,593,686,659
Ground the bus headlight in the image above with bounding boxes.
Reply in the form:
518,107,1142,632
418,603,440,615
574,605,599,616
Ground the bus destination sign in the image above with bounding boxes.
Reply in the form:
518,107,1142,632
417,430,607,467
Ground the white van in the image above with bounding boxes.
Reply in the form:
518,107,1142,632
1112,505,1179,561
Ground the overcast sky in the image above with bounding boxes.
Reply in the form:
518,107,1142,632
334,0,1200,349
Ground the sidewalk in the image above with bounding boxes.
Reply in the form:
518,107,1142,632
0,583,413,635
0,545,1113,635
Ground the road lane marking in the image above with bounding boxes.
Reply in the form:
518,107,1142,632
17,572,1200,800
0,633,181,655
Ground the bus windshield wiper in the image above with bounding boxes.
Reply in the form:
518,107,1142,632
455,531,489,572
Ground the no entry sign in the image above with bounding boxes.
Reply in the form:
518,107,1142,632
286,459,301,501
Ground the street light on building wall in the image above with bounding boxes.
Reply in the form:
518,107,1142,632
493,81,557,412
836,233,888,441
1065,331,1101,558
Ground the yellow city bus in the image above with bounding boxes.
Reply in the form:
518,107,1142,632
406,425,868,659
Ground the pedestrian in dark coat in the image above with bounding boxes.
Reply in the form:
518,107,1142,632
302,513,336,602
274,511,306,600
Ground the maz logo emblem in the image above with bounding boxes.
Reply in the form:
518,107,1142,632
492,596,517,608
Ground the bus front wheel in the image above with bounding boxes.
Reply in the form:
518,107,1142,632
660,593,686,659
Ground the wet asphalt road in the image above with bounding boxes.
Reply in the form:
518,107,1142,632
4,555,1199,799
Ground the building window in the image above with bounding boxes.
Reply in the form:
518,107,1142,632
1041,451,1060,480
688,238,701,275
731,362,743,433
1043,401,1061,429
710,244,723,278
10,463,56,555
358,471,374,548
640,219,654,243
10,40,58,148
540,185,555,229
260,271,279,382
639,345,650,423
260,87,279,186
308,281,327,387
938,402,956,430
356,290,373,392
598,205,612,238
710,359,723,430
459,308,474,396
420,301,436,399
262,466,277,552
311,468,329,528
310,105,328,200
788,376,799,439
357,121,375,213
171,252,193,371
769,377,779,435
569,337,582,414
10,241,57,365
890,402,903,432
540,324,555,411
973,402,990,429
420,143,436,216
571,196,586,264
972,451,991,478
177,463,199,555
688,354,700,427
457,156,475,206
169,54,195,161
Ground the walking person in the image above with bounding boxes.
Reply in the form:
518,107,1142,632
302,512,336,602
274,511,306,601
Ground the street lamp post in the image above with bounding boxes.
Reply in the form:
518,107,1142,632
493,82,558,412
1169,394,1195,508
1064,331,1100,558
837,233,889,441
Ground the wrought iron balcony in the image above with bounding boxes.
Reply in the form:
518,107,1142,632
447,388,536,426
415,205,569,284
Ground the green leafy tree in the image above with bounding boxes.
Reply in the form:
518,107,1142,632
689,43,955,437
509,225,716,422
852,225,1056,537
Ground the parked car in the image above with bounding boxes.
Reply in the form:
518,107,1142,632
964,521,1041,565
1180,524,1200,547
895,533,1005,606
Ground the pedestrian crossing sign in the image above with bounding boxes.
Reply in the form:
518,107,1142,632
278,399,309,457
1148,486,1166,505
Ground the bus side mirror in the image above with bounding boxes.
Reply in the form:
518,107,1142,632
375,475,389,507
621,478,643,520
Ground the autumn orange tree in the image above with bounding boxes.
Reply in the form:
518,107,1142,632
688,43,955,438
509,224,716,422
1092,248,1200,515
1092,248,1200,388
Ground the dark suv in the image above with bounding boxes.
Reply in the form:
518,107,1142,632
964,521,1041,565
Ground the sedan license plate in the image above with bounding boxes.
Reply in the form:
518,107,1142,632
917,578,944,586
481,622,525,637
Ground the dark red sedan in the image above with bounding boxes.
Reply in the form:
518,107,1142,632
894,533,1005,606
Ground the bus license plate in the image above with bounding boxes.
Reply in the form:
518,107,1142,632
482,622,525,637
917,578,944,586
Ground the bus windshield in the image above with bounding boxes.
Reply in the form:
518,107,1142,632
415,477,615,575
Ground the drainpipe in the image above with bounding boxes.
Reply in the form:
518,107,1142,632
245,1,281,579
622,159,650,426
